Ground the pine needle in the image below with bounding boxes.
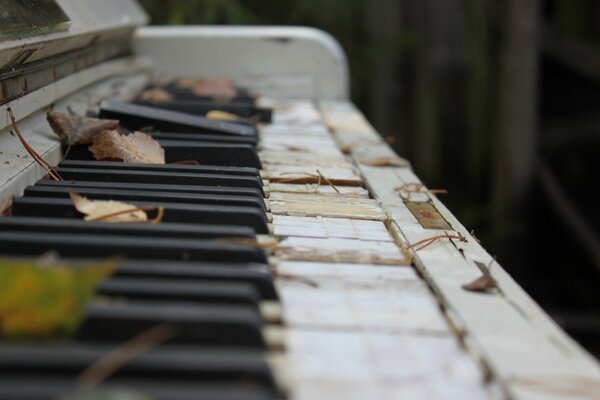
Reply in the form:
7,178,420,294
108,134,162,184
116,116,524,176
78,323,176,388
7,107,62,180
408,234,466,251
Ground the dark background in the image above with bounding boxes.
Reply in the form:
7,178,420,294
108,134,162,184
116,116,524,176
138,0,600,357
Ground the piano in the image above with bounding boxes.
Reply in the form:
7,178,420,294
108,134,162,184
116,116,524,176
1,1,599,399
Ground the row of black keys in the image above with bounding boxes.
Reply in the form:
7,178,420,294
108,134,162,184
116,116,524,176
0,93,283,400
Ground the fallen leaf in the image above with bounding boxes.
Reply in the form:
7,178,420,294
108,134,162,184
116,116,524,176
0,257,117,340
190,78,237,97
360,156,409,167
47,112,119,145
136,87,173,104
206,110,239,121
89,130,165,164
0,194,14,216
462,261,497,293
70,192,148,222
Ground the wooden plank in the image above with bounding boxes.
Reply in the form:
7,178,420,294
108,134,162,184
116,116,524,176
269,192,386,221
280,329,494,400
276,236,407,265
262,165,362,186
272,215,392,241
269,182,369,197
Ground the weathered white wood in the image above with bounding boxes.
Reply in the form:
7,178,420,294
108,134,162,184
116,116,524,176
272,215,392,241
262,165,362,186
269,192,386,221
354,141,600,400
260,133,343,157
276,236,407,265
260,123,331,137
319,100,381,140
276,260,416,283
259,150,350,167
269,182,369,197
276,263,449,333
279,329,496,400
0,61,149,202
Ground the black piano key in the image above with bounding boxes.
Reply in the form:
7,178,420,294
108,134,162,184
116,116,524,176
59,160,260,178
159,141,262,169
112,260,278,300
0,379,276,400
160,84,256,103
150,131,258,146
97,278,260,306
0,231,268,263
55,167,265,194
36,179,264,199
99,100,258,137
0,217,256,240
133,99,272,122
11,197,269,233
23,185,266,211
64,141,262,169
0,344,276,389
78,302,266,347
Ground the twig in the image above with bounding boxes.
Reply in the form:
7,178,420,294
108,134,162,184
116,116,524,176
273,270,319,288
408,234,466,251
395,183,447,201
317,169,340,193
78,323,176,388
171,160,200,165
7,107,62,180
313,171,322,193
216,237,279,250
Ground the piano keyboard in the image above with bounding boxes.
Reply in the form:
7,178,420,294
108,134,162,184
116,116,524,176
0,80,498,400
0,84,282,400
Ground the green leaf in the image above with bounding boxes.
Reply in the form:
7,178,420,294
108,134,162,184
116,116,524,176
0,258,117,341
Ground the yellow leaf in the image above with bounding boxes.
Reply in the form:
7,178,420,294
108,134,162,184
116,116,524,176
70,192,148,222
206,110,239,121
0,258,117,341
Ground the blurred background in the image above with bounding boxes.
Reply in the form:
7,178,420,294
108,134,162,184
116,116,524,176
137,0,600,357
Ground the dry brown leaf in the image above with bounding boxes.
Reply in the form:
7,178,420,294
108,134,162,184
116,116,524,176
0,194,14,216
191,78,237,97
89,130,165,164
137,87,173,104
70,192,148,222
46,112,119,145
462,261,497,293
206,110,239,121
360,156,408,167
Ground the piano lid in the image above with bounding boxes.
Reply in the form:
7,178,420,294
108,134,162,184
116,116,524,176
0,0,147,71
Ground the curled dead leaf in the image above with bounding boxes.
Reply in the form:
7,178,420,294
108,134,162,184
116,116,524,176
137,87,173,104
462,261,497,293
206,110,239,121
89,130,165,164
190,78,237,97
47,112,119,145
70,192,148,223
